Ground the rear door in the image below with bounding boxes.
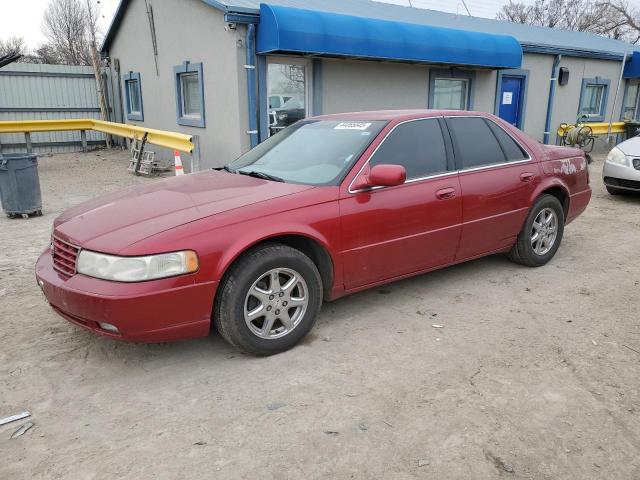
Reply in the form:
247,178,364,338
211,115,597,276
339,118,462,289
445,116,539,260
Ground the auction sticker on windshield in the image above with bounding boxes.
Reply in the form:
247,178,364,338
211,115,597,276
334,122,372,130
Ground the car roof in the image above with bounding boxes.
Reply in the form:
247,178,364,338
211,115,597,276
312,109,490,122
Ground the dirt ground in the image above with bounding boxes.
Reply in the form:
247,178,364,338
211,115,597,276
1,149,639,479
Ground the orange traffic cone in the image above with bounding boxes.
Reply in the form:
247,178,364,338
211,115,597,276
174,150,184,176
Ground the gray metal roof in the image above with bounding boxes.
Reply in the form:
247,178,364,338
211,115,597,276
210,0,638,59
104,0,638,59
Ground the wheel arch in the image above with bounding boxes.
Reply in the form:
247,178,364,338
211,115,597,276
539,186,570,220
216,232,336,302
532,180,570,221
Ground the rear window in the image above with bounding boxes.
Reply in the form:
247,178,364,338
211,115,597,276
486,120,528,161
447,117,506,169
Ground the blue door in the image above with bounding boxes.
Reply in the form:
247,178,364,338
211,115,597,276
498,76,523,127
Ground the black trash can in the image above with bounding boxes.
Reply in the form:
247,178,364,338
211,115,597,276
0,153,43,218
624,121,640,140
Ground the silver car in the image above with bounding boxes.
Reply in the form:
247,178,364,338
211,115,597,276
604,138,640,195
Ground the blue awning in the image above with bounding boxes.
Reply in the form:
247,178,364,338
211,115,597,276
624,51,640,78
257,4,522,69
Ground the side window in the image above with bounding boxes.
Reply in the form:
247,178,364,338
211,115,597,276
174,61,205,127
447,117,506,169
622,81,640,121
578,78,609,122
369,119,448,180
432,78,469,110
486,120,528,161
122,71,143,122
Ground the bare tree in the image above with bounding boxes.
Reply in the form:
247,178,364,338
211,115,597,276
31,44,63,64
0,36,27,58
83,0,111,142
607,1,640,43
497,0,634,42
42,0,93,65
497,2,532,23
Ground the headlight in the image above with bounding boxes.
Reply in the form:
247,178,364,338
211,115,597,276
77,250,199,282
606,147,628,166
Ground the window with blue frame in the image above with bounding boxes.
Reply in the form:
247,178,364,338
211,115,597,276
123,71,143,121
429,69,475,110
174,61,205,127
622,80,640,121
578,77,610,122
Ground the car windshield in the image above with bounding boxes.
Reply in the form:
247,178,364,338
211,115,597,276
227,120,387,186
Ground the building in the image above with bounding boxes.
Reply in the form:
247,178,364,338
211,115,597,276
101,0,640,169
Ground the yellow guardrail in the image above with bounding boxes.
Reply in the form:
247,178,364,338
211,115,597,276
0,119,194,153
557,121,625,137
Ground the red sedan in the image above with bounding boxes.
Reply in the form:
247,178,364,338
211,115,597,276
36,110,591,355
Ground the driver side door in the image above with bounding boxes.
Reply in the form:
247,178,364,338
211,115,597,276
339,118,462,290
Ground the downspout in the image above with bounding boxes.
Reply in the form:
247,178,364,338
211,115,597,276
245,23,259,148
607,51,628,144
543,54,561,145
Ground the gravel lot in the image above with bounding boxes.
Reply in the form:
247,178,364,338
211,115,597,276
1,149,639,479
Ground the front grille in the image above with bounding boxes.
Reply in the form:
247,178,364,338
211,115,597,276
604,177,640,190
52,236,80,277
632,158,640,171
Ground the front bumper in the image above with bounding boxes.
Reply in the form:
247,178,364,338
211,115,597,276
36,248,218,343
603,160,640,191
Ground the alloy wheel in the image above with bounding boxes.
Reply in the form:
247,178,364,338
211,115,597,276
531,207,558,256
244,268,308,339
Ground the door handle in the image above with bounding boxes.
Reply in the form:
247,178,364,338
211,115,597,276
436,187,456,200
520,172,535,182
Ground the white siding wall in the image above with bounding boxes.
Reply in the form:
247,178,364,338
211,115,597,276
321,59,429,113
107,0,249,169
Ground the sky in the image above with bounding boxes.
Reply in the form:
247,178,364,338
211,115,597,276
0,0,521,50
0,0,121,49
2,0,640,50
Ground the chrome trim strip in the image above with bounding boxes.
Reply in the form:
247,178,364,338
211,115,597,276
457,157,532,174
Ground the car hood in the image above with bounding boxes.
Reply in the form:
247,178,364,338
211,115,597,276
54,170,313,253
615,137,640,156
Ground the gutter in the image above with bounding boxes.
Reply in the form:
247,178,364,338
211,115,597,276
522,44,628,62
608,51,628,143
244,23,259,148
543,54,561,145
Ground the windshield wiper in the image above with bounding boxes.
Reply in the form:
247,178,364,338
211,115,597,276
238,170,285,183
213,165,235,173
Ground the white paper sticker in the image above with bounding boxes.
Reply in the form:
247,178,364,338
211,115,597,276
334,122,372,130
502,92,513,105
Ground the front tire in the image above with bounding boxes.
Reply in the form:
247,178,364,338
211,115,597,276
509,194,565,267
213,244,322,356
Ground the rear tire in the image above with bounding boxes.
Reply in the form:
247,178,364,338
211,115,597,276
213,244,322,356
509,194,564,267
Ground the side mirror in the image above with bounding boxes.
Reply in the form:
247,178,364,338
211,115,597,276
369,164,406,187
352,164,406,190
